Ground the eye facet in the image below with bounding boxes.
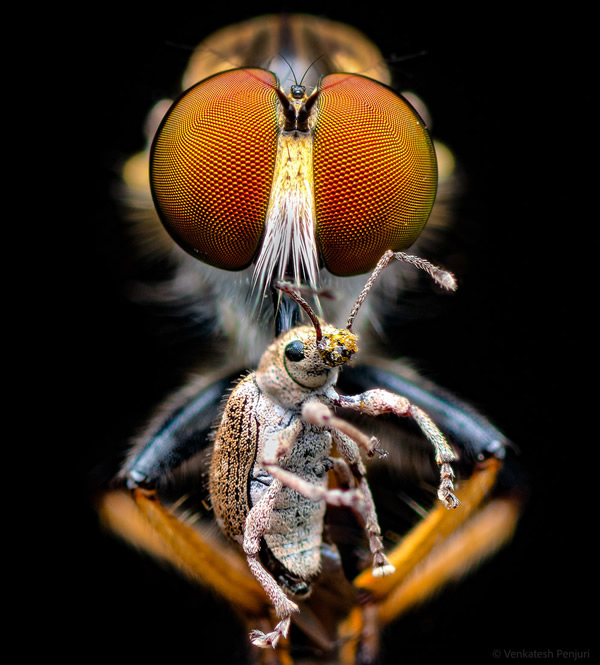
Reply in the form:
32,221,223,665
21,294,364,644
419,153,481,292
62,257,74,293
284,340,305,362
150,68,280,271
312,74,438,276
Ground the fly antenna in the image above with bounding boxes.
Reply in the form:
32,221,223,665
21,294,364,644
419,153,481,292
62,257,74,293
346,251,457,331
299,54,325,86
277,52,298,84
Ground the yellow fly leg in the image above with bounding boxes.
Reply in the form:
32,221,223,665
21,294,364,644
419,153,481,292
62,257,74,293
97,488,267,616
337,458,520,663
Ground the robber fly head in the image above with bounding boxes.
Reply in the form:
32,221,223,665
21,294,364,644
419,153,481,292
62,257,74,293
149,67,438,308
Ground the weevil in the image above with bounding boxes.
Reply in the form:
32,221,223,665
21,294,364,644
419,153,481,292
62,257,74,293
98,14,524,665
210,250,458,648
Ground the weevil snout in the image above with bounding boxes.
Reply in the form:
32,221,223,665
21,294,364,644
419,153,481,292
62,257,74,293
317,328,358,367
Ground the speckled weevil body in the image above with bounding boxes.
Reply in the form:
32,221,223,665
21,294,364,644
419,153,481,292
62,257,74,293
209,252,460,649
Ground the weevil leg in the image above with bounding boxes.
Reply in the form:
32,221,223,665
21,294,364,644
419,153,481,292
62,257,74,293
332,389,460,509
330,433,395,577
302,400,382,457
410,404,459,508
264,403,394,577
260,419,367,513
330,363,525,655
337,362,512,462
243,477,300,649
260,461,368,513
354,458,504,598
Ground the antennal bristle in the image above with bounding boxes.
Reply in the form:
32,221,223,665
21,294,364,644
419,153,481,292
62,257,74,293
347,250,457,330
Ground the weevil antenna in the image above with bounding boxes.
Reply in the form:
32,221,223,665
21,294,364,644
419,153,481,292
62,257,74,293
275,281,323,342
346,251,457,330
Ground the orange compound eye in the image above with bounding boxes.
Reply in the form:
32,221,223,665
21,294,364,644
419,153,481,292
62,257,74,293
150,68,280,271
313,74,438,276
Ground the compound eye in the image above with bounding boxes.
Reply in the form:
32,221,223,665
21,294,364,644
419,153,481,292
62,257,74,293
313,74,438,276
284,340,305,362
150,68,280,271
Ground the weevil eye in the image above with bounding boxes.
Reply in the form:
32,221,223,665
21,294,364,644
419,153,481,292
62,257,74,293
313,74,438,276
150,68,280,270
284,340,305,362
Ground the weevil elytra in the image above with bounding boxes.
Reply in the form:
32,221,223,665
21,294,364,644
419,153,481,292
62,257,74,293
210,250,459,648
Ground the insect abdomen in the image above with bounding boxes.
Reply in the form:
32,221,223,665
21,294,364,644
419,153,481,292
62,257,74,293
263,489,326,579
261,424,332,579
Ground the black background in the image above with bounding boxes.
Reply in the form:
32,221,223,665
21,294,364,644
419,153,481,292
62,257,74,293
52,3,589,662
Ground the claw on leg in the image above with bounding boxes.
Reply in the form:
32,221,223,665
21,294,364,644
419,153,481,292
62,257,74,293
438,462,460,509
249,616,292,649
331,394,461,509
372,551,395,577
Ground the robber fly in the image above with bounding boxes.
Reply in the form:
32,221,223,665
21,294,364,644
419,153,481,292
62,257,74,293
98,14,523,665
